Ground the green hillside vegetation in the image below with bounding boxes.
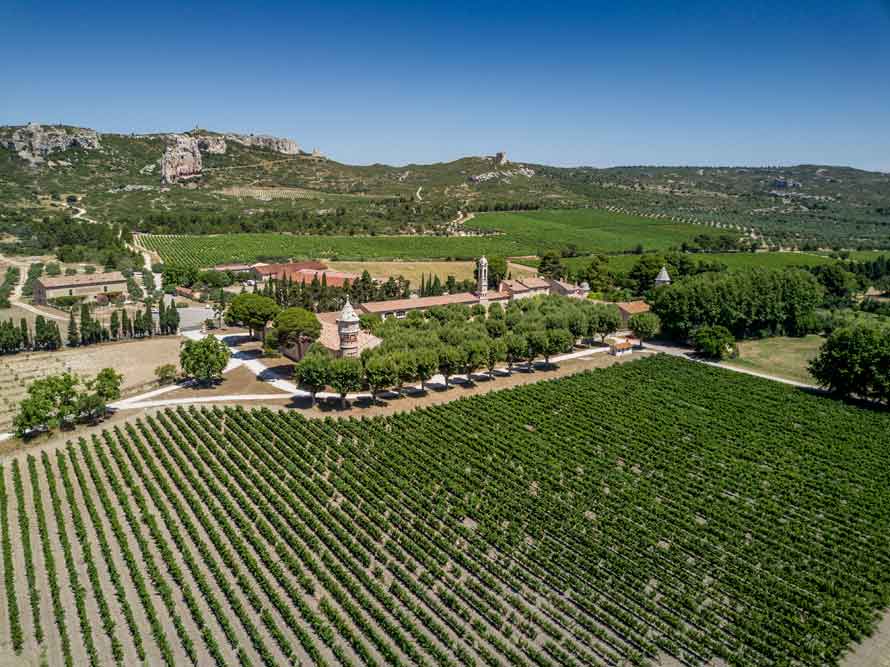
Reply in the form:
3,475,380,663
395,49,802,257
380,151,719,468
2,125,890,251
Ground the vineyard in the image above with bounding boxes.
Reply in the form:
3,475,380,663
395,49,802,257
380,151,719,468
138,210,705,267
1,355,890,666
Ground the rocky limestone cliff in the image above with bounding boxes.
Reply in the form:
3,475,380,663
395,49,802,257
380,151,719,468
3,122,100,163
160,135,203,183
225,133,299,154
196,135,227,154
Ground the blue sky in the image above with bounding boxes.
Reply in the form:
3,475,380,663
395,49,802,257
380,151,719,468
2,1,889,170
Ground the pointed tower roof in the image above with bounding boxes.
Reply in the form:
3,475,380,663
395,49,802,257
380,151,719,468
655,266,671,284
337,296,360,323
478,255,488,265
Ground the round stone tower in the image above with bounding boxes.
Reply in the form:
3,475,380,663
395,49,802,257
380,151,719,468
477,256,489,303
337,297,361,358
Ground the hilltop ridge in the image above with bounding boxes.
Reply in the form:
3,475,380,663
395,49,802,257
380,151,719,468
1,121,889,248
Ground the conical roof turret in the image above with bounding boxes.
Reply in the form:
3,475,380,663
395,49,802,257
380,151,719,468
338,296,360,323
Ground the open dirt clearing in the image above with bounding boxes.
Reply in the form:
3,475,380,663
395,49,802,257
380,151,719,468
326,259,538,284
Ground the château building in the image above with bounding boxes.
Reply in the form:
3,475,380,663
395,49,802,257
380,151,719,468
303,257,591,358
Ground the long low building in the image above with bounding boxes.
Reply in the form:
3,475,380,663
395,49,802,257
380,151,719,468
251,261,328,281
34,271,128,305
358,291,509,319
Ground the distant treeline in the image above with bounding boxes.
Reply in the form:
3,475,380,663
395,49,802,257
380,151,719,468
0,215,137,268
129,200,460,237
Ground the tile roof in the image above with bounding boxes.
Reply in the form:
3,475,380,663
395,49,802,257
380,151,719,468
499,279,529,293
37,271,126,288
359,292,480,314
616,301,651,315
253,261,327,276
293,269,359,288
518,277,551,290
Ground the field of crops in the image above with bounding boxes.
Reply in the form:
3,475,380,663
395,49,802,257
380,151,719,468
2,355,889,666
466,210,704,255
140,209,706,267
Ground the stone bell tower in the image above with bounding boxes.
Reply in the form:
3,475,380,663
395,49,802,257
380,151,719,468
337,297,360,358
477,256,489,304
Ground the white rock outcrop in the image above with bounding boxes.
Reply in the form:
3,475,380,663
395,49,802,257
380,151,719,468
160,135,203,183
197,135,227,154
4,122,100,163
225,133,299,154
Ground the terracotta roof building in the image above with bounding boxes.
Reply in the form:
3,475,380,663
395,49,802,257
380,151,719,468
316,257,593,354
251,261,328,281
293,269,359,289
615,301,651,325
311,308,381,357
498,276,555,300
359,292,484,319
34,271,127,305
610,339,634,356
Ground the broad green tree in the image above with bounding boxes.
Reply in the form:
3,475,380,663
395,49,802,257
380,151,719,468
485,338,507,378
543,328,574,365
629,312,661,346
294,353,331,405
693,325,735,359
274,307,322,352
505,333,528,373
462,338,489,383
329,357,364,408
538,252,566,280
180,336,230,385
809,323,890,402
414,347,440,391
365,355,398,403
437,346,465,388
226,293,281,338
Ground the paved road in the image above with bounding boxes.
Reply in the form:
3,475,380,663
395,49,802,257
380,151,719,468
113,331,614,410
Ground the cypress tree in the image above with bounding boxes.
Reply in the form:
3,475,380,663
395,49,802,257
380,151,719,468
110,310,120,339
19,318,29,350
67,309,79,347
79,303,92,345
168,303,180,333
143,300,153,336
158,298,167,335
35,315,46,350
50,322,62,350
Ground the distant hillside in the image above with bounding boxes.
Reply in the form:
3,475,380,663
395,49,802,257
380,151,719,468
2,122,889,249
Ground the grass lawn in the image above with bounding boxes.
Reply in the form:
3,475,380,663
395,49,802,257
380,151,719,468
725,334,824,385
